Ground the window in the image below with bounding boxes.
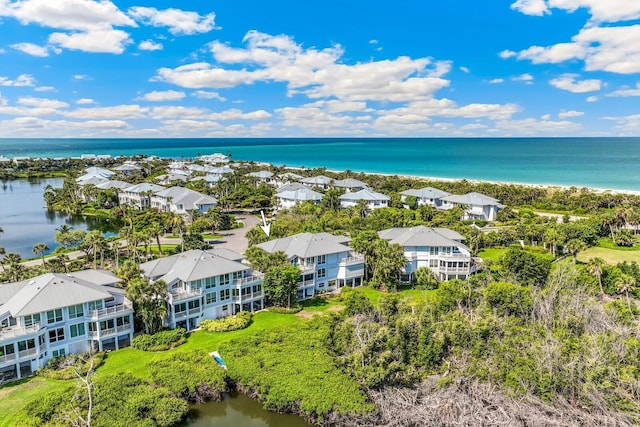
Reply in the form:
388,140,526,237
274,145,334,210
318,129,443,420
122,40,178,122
24,314,41,327
205,277,216,289
220,289,230,301
17,339,35,352
220,274,230,286
0,344,15,357
429,259,438,268
175,303,186,314
317,268,326,279
190,280,202,291
70,323,86,338
188,300,200,310
47,309,63,324
49,327,65,343
100,319,114,332
241,287,252,296
52,349,65,358
1,317,17,328
68,304,84,319
429,247,438,255
206,292,217,305
231,288,239,298
317,255,326,265
252,284,262,293
88,300,103,311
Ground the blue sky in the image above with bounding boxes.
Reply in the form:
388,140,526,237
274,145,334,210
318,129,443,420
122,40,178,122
0,0,639,137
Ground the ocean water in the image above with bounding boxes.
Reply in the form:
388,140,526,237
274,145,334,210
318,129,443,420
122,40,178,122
0,138,639,191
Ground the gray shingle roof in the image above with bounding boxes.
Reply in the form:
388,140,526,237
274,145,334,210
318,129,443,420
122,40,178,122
441,192,500,206
96,180,131,190
124,183,165,193
276,182,309,193
339,189,390,201
140,250,250,283
246,171,274,179
256,232,352,258
277,187,323,202
301,175,333,185
333,178,368,189
378,226,468,249
400,187,450,199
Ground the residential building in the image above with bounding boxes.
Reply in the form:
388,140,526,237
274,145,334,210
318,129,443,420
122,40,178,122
276,186,323,210
279,172,303,183
95,180,131,191
118,183,165,209
300,175,333,190
400,187,451,208
378,226,478,281
140,249,264,331
440,192,503,221
0,270,133,382
246,170,276,186
151,186,217,214
333,178,368,192
256,232,365,300
155,173,188,185
339,189,391,210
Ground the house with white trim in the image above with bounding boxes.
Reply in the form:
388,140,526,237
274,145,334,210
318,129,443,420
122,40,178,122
333,178,368,192
0,270,133,382
279,172,303,183
118,183,165,209
400,187,451,208
246,170,276,186
140,249,264,331
300,175,333,190
275,185,323,210
339,189,390,210
151,187,217,214
256,232,365,300
440,192,503,221
378,226,478,281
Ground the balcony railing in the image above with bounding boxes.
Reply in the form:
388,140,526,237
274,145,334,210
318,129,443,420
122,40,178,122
0,324,42,340
116,324,131,333
298,263,316,273
168,288,203,302
18,348,37,358
235,273,264,286
188,307,201,315
0,353,16,363
88,302,133,319
339,255,365,266
232,291,264,302
298,279,315,288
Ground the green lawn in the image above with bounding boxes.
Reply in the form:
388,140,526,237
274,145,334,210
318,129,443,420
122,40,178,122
0,378,69,427
578,246,640,265
477,248,509,262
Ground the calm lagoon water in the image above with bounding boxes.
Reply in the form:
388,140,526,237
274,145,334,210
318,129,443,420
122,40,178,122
182,393,310,427
0,178,118,259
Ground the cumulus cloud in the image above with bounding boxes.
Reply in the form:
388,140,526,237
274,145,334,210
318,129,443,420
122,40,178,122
10,42,53,57
18,96,69,109
139,40,163,51
34,86,55,92
128,7,216,35
49,29,131,54
137,90,186,102
510,0,640,23
607,83,640,97
510,0,549,16
512,73,534,82
63,104,149,119
73,74,91,80
0,74,35,87
76,98,94,104
494,117,581,135
549,73,601,93
586,95,598,102
602,114,640,134
0,117,130,137
489,78,504,84
558,110,584,118
192,90,226,101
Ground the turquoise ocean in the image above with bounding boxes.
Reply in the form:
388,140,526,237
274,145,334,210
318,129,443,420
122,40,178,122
0,137,639,191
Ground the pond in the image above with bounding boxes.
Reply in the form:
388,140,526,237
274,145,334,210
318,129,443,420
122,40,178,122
0,178,119,259
182,392,311,427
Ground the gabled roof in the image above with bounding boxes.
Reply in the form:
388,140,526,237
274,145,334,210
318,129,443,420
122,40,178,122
441,192,500,206
276,182,309,193
206,166,234,174
246,170,273,179
333,178,368,189
279,172,303,181
301,175,332,185
340,189,390,201
85,167,115,178
96,180,131,190
256,232,352,258
378,226,468,250
112,163,142,171
154,187,217,210
0,271,122,317
77,176,109,186
277,187,323,202
400,187,450,199
140,250,250,283
123,183,165,193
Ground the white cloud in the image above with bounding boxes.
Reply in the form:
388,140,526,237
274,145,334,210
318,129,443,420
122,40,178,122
512,73,534,82
607,83,640,97
139,40,163,51
63,104,149,119
34,86,55,92
511,0,549,16
0,74,35,86
208,108,271,121
541,114,551,120
602,114,640,134
459,66,470,73
76,98,94,104
137,90,186,102
18,96,69,109
586,95,598,102
549,73,601,93
499,50,517,59
156,30,451,103
489,78,504,84
10,42,51,57
0,117,131,137
369,39,378,44
511,0,640,23
558,110,584,118
49,29,131,54
128,7,216,35
192,90,226,101
494,117,581,135
73,74,91,80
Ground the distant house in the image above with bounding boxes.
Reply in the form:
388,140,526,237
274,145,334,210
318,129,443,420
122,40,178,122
440,192,503,221
85,166,115,179
140,249,264,331
256,232,365,300
118,183,165,209
155,173,188,186
339,189,390,210
0,270,133,382
300,175,333,190
112,162,143,175
333,178,368,192
151,186,217,214
246,170,275,186
400,187,451,208
95,180,131,191
276,186,323,210
205,165,234,175
378,226,478,281
198,153,230,164
279,172,303,183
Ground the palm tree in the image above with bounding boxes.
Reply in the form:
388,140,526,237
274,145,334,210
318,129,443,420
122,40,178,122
616,274,636,311
83,231,107,269
56,224,73,234
3,253,23,281
544,227,563,258
0,226,4,258
147,223,164,256
126,278,168,334
32,243,49,267
565,238,587,264
167,214,185,252
587,257,606,296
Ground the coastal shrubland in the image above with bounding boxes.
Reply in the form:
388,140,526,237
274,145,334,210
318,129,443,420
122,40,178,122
200,311,252,332
131,328,187,351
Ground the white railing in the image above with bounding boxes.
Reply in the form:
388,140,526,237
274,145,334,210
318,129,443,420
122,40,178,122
0,324,42,339
233,291,264,302
439,253,471,260
235,274,264,286
298,279,315,288
299,263,316,273
116,324,131,333
88,302,133,319
169,288,203,302
339,255,365,265
174,312,187,319
100,328,116,337
188,308,201,315
18,348,38,358
0,353,16,363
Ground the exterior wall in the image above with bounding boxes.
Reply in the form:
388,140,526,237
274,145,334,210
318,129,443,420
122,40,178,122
293,251,365,301
401,195,445,208
118,192,151,209
340,199,389,210
276,197,320,211
402,245,477,281
0,296,133,383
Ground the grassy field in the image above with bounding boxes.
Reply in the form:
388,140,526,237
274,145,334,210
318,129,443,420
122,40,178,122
578,246,640,265
477,248,509,262
0,286,420,425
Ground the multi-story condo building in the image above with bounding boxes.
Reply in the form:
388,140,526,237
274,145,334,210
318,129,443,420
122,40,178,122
256,232,365,300
0,270,133,382
151,186,217,214
118,183,165,209
140,249,264,331
378,226,478,281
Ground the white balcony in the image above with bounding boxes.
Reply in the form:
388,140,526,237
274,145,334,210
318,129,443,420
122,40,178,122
298,263,316,273
18,348,37,358
168,288,203,303
339,255,365,266
88,302,133,320
0,324,43,340
235,273,264,286
0,353,16,364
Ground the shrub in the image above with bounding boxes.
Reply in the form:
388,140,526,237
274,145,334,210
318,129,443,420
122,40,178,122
485,281,533,317
39,352,105,380
268,305,303,314
131,328,187,351
200,312,252,332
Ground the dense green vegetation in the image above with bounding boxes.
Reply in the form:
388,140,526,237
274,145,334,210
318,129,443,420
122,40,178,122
200,312,252,332
131,328,187,352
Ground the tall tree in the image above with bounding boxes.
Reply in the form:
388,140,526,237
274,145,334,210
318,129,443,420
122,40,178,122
565,239,588,265
263,264,301,309
616,274,636,311
126,278,168,334
32,242,49,267
587,257,607,296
